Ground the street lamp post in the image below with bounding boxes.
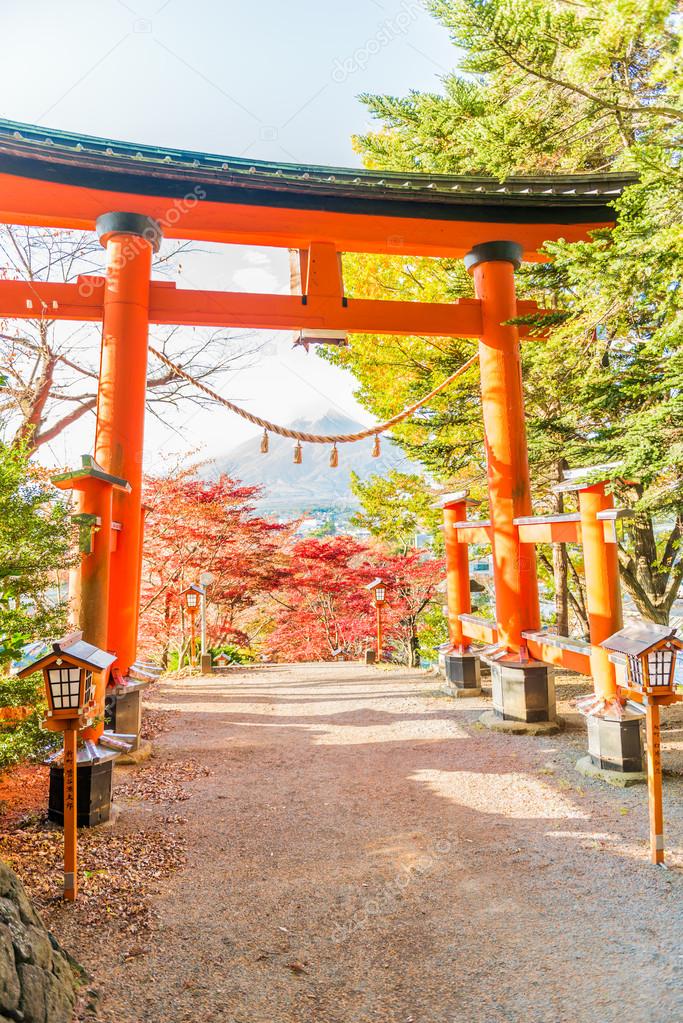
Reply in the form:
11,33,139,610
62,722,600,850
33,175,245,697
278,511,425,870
199,571,215,673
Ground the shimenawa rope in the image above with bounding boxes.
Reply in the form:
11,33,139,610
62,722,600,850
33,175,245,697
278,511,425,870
148,345,479,446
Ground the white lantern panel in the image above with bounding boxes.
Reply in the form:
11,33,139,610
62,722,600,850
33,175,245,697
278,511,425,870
46,665,83,710
647,649,673,687
627,655,643,688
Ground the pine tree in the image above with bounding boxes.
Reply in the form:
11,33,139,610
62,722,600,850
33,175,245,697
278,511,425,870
326,0,682,623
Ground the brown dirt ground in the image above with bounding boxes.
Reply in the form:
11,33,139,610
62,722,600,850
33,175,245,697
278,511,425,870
5,663,683,1022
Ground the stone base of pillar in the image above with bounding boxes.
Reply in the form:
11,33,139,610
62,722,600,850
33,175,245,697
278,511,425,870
443,652,481,696
575,755,645,787
365,649,376,665
586,716,644,773
490,659,556,723
105,687,142,751
200,653,213,674
49,760,113,828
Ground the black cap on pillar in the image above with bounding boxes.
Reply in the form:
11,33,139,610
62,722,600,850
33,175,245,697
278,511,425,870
464,241,523,273
96,212,163,253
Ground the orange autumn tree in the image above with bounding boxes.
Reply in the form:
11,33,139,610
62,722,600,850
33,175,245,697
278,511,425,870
138,467,290,666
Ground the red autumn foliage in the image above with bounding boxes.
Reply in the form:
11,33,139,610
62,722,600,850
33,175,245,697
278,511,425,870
265,535,443,663
137,468,443,666
138,467,289,664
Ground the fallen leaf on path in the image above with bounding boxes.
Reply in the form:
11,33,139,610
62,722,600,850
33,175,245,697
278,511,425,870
288,961,308,975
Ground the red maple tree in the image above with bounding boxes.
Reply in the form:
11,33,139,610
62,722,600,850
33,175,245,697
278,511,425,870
264,536,443,664
138,467,289,665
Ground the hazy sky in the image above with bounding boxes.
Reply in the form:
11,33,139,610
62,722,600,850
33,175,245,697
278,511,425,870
2,1,457,471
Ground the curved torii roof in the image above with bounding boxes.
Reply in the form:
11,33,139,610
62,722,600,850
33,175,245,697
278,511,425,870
0,118,635,259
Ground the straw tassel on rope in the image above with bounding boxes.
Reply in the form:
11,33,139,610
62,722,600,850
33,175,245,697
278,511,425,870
293,441,303,464
372,434,381,458
330,444,339,468
260,430,269,454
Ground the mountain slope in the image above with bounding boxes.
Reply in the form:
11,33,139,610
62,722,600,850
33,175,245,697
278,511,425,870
204,410,421,513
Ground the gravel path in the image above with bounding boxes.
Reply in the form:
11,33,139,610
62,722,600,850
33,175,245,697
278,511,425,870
92,663,682,1023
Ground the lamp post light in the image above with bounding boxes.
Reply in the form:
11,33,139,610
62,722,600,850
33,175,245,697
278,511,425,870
181,585,203,669
601,622,683,865
365,578,387,663
199,571,215,673
13,633,115,900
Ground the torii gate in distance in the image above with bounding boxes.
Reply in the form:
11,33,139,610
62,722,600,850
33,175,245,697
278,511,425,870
0,119,641,816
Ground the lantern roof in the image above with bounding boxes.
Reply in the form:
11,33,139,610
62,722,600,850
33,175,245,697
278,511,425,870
600,622,683,658
12,631,116,678
181,584,204,595
364,578,384,591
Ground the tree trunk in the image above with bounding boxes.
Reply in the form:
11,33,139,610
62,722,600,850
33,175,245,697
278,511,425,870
618,510,682,624
552,460,569,635
409,630,420,668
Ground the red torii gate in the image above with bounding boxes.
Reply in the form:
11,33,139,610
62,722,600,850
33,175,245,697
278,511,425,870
0,119,638,784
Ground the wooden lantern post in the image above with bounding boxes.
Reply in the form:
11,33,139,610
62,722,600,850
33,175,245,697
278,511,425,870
62,723,78,900
181,585,203,669
12,634,116,900
601,623,683,865
645,701,664,865
365,579,387,662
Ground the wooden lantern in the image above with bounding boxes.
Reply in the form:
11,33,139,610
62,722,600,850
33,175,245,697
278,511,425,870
601,621,682,866
13,633,116,900
364,578,387,662
601,622,682,696
15,633,115,728
365,578,386,605
181,584,202,613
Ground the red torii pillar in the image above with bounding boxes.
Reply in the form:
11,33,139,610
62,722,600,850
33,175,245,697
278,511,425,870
52,455,130,741
93,212,162,676
440,490,481,695
464,242,555,725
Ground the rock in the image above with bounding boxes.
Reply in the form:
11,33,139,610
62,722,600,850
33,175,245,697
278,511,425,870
25,928,52,972
0,863,79,1022
1,899,35,966
116,740,153,766
0,870,41,928
46,972,75,1023
18,963,47,1022
0,924,20,1015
